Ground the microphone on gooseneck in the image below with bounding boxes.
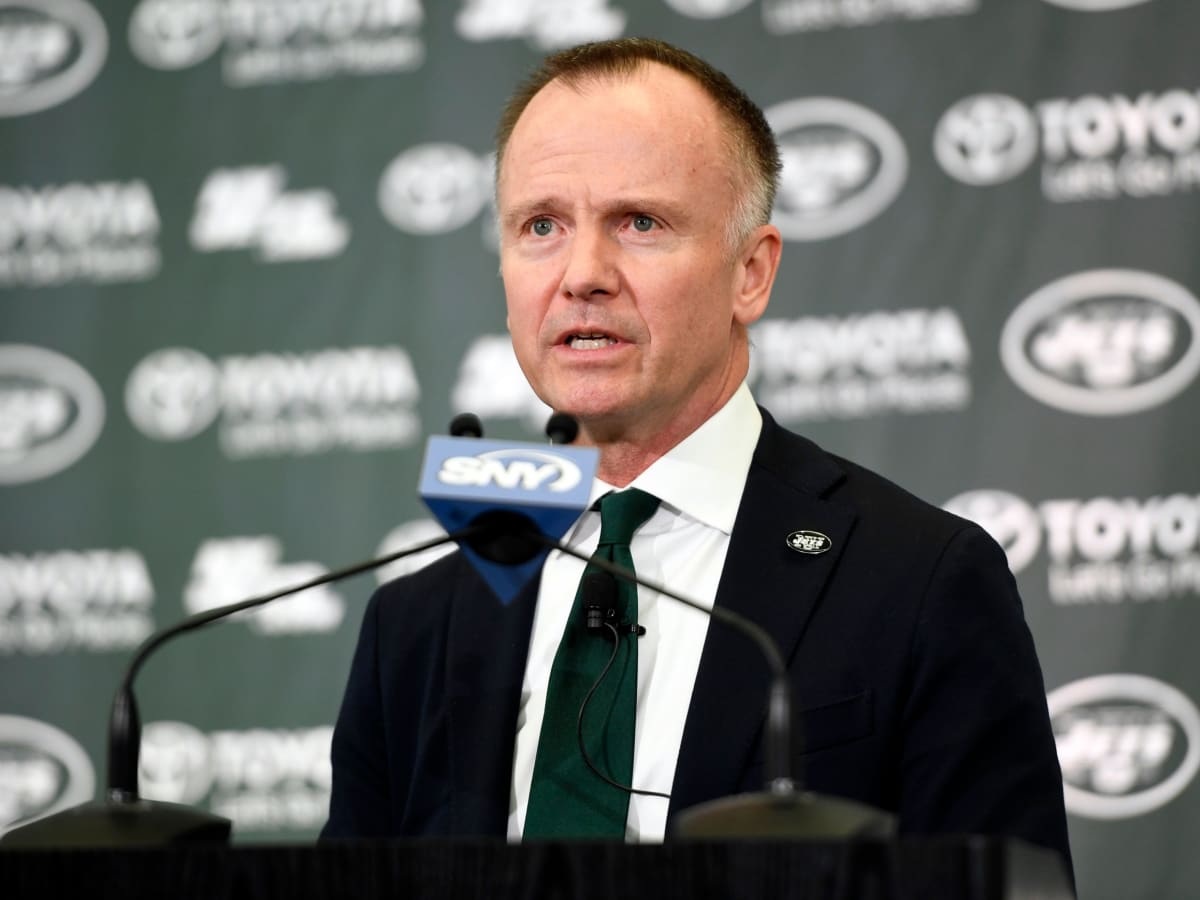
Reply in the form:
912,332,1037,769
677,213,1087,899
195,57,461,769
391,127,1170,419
1,409,894,847
0,515,488,849
545,411,579,445
1,410,583,849
449,412,484,438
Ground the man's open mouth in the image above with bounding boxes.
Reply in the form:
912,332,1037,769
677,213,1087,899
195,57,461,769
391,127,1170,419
566,333,618,350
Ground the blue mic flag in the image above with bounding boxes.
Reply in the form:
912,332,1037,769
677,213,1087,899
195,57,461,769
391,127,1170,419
418,436,599,604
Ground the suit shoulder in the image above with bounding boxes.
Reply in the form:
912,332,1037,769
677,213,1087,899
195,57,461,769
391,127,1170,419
756,409,982,550
832,451,973,540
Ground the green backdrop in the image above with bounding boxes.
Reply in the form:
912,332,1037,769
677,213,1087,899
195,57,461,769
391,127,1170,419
2,2,1198,897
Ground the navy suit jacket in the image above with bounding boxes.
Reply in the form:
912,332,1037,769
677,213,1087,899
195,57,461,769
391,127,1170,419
322,411,1072,873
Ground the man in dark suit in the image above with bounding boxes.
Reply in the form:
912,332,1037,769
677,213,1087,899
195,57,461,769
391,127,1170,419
323,37,1071,873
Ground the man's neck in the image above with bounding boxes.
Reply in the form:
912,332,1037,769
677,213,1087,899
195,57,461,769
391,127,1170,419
586,385,746,487
593,442,667,488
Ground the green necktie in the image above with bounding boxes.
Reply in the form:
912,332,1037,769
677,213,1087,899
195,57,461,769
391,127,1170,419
523,488,661,838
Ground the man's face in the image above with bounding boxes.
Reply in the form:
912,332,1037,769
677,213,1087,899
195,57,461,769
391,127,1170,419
497,64,776,446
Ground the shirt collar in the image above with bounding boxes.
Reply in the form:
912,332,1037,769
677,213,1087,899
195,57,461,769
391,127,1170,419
590,382,762,535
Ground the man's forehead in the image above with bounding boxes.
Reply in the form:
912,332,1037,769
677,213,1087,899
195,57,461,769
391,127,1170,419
527,61,708,119
499,63,726,188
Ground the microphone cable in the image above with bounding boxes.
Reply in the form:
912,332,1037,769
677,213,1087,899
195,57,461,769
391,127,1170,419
575,572,671,801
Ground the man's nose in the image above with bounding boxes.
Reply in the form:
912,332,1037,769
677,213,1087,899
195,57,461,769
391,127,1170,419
560,227,619,300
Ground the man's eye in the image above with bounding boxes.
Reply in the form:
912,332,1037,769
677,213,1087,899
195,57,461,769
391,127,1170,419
632,215,655,233
531,218,554,236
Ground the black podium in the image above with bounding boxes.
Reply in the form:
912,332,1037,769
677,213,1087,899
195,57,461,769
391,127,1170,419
2,837,1073,899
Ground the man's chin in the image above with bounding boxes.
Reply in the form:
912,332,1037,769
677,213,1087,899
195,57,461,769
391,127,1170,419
545,399,631,439
539,384,628,421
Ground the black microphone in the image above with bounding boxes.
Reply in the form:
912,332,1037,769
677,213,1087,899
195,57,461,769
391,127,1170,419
0,525,487,848
545,411,579,445
449,412,484,438
580,570,644,637
582,570,619,634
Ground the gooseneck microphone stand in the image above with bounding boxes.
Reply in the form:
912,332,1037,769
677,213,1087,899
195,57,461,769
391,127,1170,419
4,409,893,845
1,527,485,848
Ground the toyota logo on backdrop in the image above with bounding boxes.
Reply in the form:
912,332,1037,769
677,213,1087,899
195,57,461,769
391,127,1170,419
934,94,1039,186
766,98,907,241
127,0,223,70
378,143,491,236
1001,270,1200,415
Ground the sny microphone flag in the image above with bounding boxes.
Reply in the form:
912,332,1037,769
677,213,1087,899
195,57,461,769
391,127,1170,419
419,436,599,603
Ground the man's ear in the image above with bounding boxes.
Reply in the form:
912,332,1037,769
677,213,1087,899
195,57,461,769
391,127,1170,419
732,224,782,327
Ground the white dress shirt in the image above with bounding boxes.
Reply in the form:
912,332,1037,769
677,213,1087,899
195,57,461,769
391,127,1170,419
507,383,763,842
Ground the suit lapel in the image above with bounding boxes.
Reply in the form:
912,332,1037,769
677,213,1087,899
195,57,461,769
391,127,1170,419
668,414,856,817
445,566,538,835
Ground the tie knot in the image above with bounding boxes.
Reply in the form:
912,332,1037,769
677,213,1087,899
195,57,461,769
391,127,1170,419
596,488,660,547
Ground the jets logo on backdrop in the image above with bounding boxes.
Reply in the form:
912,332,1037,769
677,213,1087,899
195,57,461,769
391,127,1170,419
1049,675,1200,820
0,179,161,287
0,715,94,837
140,721,332,832
0,548,154,654
749,308,971,421
946,488,1200,605
375,519,455,585
184,537,343,634
0,0,107,118
190,166,349,262
766,98,907,241
936,86,1200,201
125,346,421,459
761,0,977,34
1001,270,1200,415
455,0,624,50
943,490,1041,574
128,0,425,87
0,345,105,485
